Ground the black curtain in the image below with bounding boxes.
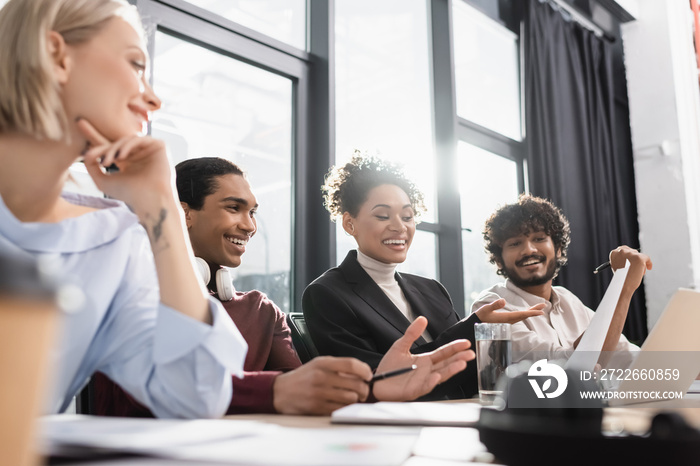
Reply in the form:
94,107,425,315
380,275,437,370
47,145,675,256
524,0,647,342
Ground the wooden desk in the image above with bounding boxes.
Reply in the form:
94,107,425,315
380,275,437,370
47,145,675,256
48,397,700,465
222,398,479,428
223,412,335,429
225,408,489,465
227,396,700,434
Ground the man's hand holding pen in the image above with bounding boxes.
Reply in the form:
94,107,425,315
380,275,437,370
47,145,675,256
595,246,652,293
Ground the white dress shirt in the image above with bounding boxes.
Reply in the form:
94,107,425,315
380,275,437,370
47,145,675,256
471,279,638,362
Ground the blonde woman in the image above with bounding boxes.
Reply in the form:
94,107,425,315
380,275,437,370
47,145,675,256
0,0,251,418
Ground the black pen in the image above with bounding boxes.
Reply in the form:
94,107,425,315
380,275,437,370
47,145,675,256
593,261,611,274
370,365,417,383
594,247,641,274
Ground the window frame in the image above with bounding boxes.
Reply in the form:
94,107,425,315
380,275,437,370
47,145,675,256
132,0,528,316
135,0,333,309
429,0,526,317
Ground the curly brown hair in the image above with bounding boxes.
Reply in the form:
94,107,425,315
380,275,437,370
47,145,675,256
483,193,571,277
322,151,426,220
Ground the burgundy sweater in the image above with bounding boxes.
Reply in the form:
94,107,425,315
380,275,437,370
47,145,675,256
95,288,302,416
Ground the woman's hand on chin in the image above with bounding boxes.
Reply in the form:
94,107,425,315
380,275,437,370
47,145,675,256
77,118,174,214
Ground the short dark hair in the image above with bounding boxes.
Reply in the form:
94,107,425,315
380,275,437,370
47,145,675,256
483,194,571,277
322,151,426,220
175,157,244,210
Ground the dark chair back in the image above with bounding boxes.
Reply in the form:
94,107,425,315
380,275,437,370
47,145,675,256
286,312,319,364
76,377,95,414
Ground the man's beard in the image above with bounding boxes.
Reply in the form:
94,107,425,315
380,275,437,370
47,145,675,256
502,255,557,288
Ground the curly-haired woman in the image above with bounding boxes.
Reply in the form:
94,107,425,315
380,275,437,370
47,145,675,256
302,153,544,400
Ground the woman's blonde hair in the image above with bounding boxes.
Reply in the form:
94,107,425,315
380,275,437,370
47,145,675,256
0,0,142,141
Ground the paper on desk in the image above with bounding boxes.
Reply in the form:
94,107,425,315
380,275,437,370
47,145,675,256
39,414,272,457
404,458,494,466
173,426,420,466
331,401,481,427
40,415,419,465
412,427,487,462
565,261,629,372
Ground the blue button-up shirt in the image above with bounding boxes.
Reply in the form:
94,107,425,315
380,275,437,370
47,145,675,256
0,192,247,419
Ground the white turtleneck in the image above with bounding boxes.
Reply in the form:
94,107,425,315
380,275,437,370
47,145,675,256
356,249,433,342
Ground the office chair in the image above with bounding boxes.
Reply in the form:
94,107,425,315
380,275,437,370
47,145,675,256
76,377,95,414
286,312,319,364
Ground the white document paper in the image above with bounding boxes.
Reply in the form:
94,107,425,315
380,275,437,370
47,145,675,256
40,415,419,465
174,426,420,466
404,458,495,466
331,401,481,427
412,427,487,462
39,414,271,456
565,261,629,371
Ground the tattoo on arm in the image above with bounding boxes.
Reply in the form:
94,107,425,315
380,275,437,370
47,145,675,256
152,208,167,242
143,208,170,254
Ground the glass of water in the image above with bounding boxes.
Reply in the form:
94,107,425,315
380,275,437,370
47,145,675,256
474,323,512,405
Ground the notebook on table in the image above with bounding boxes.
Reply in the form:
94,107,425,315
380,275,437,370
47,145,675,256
331,401,481,427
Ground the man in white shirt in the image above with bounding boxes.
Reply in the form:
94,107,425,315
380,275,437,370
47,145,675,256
471,194,652,362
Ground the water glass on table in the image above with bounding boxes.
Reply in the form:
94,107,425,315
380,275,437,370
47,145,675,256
474,322,512,405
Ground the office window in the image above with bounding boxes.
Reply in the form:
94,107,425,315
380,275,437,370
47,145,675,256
458,142,519,309
335,0,436,220
183,0,306,50
152,31,294,312
335,0,438,267
453,0,522,141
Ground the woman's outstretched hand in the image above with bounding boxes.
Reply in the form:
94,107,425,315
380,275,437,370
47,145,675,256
372,316,474,401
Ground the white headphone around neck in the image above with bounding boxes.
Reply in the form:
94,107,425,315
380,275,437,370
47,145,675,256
194,257,234,302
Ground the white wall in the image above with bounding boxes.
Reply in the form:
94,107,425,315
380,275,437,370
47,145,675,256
622,0,700,329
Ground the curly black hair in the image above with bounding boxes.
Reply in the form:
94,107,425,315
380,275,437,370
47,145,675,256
322,151,426,220
175,157,244,210
483,193,571,277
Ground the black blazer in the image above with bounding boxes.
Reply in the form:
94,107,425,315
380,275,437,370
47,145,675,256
302,250,479,399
